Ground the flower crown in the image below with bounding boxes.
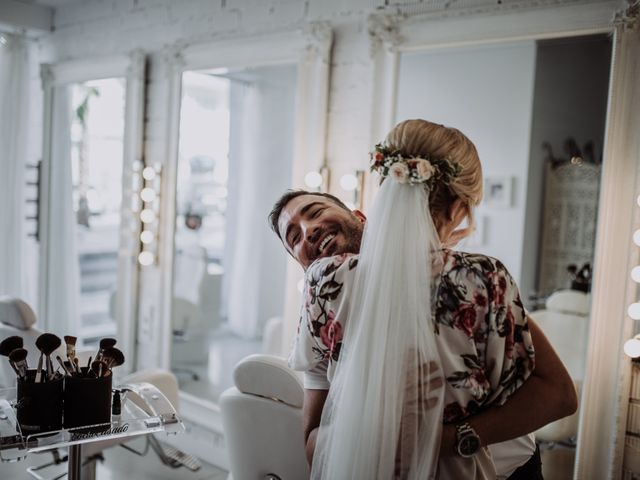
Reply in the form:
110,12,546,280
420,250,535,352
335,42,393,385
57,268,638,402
370,143,461,188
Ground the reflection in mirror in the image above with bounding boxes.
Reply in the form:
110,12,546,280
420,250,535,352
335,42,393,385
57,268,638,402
44,76,127,346
70,78,126,345
395,33,611,479
171,64,297,401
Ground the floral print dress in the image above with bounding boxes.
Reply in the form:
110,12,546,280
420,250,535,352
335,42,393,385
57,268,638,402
289,249,535,426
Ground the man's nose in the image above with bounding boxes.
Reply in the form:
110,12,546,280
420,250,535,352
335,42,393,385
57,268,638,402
302,222,322,244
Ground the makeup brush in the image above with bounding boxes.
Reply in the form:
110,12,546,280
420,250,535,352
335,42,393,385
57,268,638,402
101,347,125,370
55,355,73,376
35,333,62,381
9,348,28,380
63,335,77,368
95,338,117,362
90,360,108,378
0,336,24,356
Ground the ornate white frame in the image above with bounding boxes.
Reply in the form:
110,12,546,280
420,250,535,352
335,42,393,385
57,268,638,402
368,2,640,478
40,52,146,375
157,25,333,443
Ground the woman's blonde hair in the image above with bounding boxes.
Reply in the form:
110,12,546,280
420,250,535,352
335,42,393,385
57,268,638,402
384,119,483,230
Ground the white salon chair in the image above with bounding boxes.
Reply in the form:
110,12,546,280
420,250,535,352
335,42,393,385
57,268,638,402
530,289,589,443
220,354,309,480
530,289,589,479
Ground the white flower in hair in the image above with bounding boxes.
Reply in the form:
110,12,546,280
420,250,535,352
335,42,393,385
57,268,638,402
416,158,436,180
389,162,410,183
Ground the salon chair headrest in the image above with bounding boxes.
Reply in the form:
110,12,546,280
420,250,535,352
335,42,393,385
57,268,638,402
0,296,37,330
545,290,590,316
233,354,304,408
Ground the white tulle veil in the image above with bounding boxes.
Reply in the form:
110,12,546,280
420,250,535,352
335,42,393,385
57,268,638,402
311,178,445,479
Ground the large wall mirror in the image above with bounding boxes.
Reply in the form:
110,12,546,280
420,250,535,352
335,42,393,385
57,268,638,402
159,26,333,426
40,53,145,373
369,2,639,478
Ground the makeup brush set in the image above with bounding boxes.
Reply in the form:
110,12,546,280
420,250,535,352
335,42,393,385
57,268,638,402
0,334,125,434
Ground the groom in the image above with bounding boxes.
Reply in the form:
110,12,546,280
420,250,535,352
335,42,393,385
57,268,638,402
269,189,577,479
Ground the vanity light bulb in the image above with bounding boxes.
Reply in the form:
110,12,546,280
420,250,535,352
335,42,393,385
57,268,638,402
138,251,154,266
304,171,323,189
140,187,156,203
140,230,154,244
635,229,640,247
140,209,155,224
142,166,156,181
340,174,358,192
632,266,640,284
637,194,640,207
624,337,640,358
629,303,640,320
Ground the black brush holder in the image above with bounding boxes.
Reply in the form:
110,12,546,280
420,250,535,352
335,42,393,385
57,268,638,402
63,368,112,429
16,370,64,435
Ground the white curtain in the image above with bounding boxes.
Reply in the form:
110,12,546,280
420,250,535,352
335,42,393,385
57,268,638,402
0,34,30,301
43,86,81,336
223,67,295,338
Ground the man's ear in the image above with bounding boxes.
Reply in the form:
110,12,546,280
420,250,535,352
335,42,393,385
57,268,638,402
353,210,367,223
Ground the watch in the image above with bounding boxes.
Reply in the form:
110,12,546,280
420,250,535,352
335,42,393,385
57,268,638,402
454,422,481,458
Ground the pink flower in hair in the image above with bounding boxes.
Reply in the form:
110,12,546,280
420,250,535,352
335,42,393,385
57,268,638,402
389,162,409,183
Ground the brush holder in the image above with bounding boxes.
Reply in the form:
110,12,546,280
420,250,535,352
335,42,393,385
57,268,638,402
16,369,64,435
63,368,112,429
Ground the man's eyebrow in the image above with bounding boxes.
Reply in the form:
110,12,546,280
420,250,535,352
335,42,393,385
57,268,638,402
284,201,324,247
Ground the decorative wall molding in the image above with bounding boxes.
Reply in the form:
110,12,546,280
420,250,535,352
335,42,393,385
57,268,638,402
613,0,640,30
367,13,404,57
303,21,332,63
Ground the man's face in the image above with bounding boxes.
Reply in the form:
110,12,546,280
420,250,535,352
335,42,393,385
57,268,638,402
277,195,365,270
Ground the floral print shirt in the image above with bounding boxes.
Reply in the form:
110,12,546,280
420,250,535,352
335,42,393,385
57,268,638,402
289,249,535,424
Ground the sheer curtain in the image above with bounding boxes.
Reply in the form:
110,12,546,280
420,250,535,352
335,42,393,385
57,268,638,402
42,86,81,336
0,33,30,301
223,67,295,338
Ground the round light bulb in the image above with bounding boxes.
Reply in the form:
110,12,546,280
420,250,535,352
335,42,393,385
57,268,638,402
637,194,640,207
132,160,142,172
635,229,640,247
138,251,154,266
304,171,322,189
340,174,358,192
142,166,156,181
624,337,640,358
632,266,640,283
629,302,640,320
297,278,305,293
140,230,154,244
140,209,156,224
140,187,156,203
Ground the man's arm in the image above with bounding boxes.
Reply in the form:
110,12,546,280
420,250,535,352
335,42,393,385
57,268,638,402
440,317,578,455
303,388,328,466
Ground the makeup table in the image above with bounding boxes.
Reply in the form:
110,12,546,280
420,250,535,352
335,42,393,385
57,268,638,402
0,382,184,480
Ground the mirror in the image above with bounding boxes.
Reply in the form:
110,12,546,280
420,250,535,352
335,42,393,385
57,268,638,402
393,34,611,478
170,64,297,400
366,5,635,476
160,26,333,411
40,54,144,371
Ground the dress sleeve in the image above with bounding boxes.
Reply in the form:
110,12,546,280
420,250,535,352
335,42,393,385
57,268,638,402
288,254,358,378
484,260,536,406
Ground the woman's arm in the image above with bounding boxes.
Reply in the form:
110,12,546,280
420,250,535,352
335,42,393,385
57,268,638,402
440,318,578,455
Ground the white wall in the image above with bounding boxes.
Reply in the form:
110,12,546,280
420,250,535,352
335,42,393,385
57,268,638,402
395,42,537,282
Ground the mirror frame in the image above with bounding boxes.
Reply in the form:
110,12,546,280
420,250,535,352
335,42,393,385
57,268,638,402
367,2,640,478
157,24,333,433
39,52,146,376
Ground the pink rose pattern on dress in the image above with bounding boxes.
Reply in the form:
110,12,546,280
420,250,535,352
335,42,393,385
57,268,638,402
296,250,535,425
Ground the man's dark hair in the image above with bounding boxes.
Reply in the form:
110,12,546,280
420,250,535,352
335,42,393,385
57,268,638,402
268,189,351,240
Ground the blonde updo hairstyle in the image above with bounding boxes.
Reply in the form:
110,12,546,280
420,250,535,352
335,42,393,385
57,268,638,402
384,119,483,234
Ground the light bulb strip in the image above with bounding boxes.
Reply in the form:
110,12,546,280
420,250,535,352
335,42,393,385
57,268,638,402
137,164,162,267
